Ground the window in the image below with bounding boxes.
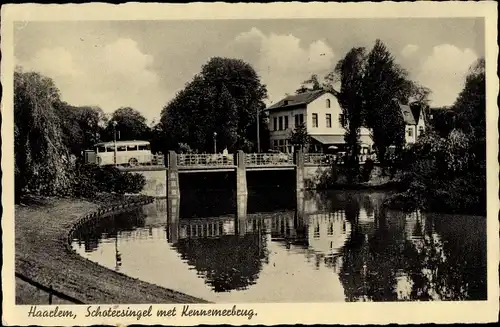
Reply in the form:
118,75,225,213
106,146,115,152
138,144,151,151
127,145,138,151
284,100,289,105
278,117,283,130
326,114,332,128
117,145,127,152
339,114,346,127
408,128,413,137
312,113,318,128
273,117,278,131
295,113,304,127
97,146,106,153
326,99,331,108
278,139,284,146
273,140,278,149
418,126,424,136
284,116,289,129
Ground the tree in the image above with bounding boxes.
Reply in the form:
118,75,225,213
296,74,323,94
104,107,150,141
290,123,311,152
331,47,367,182
428,107,456,137
161,57,268,153
385,58,486,215
323,40,428,166
361,40,421,163
55,103,107,156
14,68,73,199
453,58,485,141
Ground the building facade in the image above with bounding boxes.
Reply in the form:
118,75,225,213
398,102,427,145
264,90,373,153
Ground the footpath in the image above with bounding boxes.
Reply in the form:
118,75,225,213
15,196,208,304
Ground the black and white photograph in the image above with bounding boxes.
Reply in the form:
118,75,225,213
1,2,498,325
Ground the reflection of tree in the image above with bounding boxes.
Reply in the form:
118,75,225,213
339,208,409,301
338,200,487,301
406,214,487,300
73,209,146,253
173,232,269,292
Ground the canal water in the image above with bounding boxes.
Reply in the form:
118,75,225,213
71,189,486,303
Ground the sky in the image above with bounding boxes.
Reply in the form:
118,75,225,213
14,18,484,123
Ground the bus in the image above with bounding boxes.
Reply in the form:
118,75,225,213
84,140,155,166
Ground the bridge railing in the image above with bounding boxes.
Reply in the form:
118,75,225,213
245,153,294,166
177,153,235,167
304,153,338,166
304,153,374,165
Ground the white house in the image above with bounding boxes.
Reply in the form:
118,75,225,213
398,102,427,145
264,90,373,153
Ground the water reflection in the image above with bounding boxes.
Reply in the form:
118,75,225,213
71,189,486,303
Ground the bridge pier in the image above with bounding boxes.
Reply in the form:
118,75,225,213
167,151,180,232
236,194,248,237
295,149,305,192
236,150,248,196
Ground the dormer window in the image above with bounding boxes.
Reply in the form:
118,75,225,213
418,126,424,136
326,99,331,108
283,100,289,105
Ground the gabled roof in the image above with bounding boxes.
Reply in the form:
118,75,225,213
399,103,416,125
265,89,330,111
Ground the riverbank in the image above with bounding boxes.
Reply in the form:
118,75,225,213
15,195,209,304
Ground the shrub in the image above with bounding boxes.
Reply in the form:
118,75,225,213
71,164,146,198
116,171,146,194
384,129,486,215
361,158,374,182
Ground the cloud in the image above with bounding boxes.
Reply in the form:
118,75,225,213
17,38,164,122
21,46,83,78
226,27,335,104
415,44,478,107
401,44,419,57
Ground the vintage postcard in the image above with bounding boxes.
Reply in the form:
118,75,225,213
1,1,499,326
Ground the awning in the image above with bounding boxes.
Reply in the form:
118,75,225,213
310,135,345,145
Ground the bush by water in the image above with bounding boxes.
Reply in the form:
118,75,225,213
72,164,146,199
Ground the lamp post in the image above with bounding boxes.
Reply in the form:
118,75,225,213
256,108,261,153
112,120,118,166
213,132,217,154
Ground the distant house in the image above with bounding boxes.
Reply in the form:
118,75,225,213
264,90,373,153
397,101,427,145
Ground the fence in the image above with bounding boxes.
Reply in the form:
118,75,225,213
177,153,235,167
15,272,84,305
245,153,294,166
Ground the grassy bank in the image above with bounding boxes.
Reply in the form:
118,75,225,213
15,195,208,304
